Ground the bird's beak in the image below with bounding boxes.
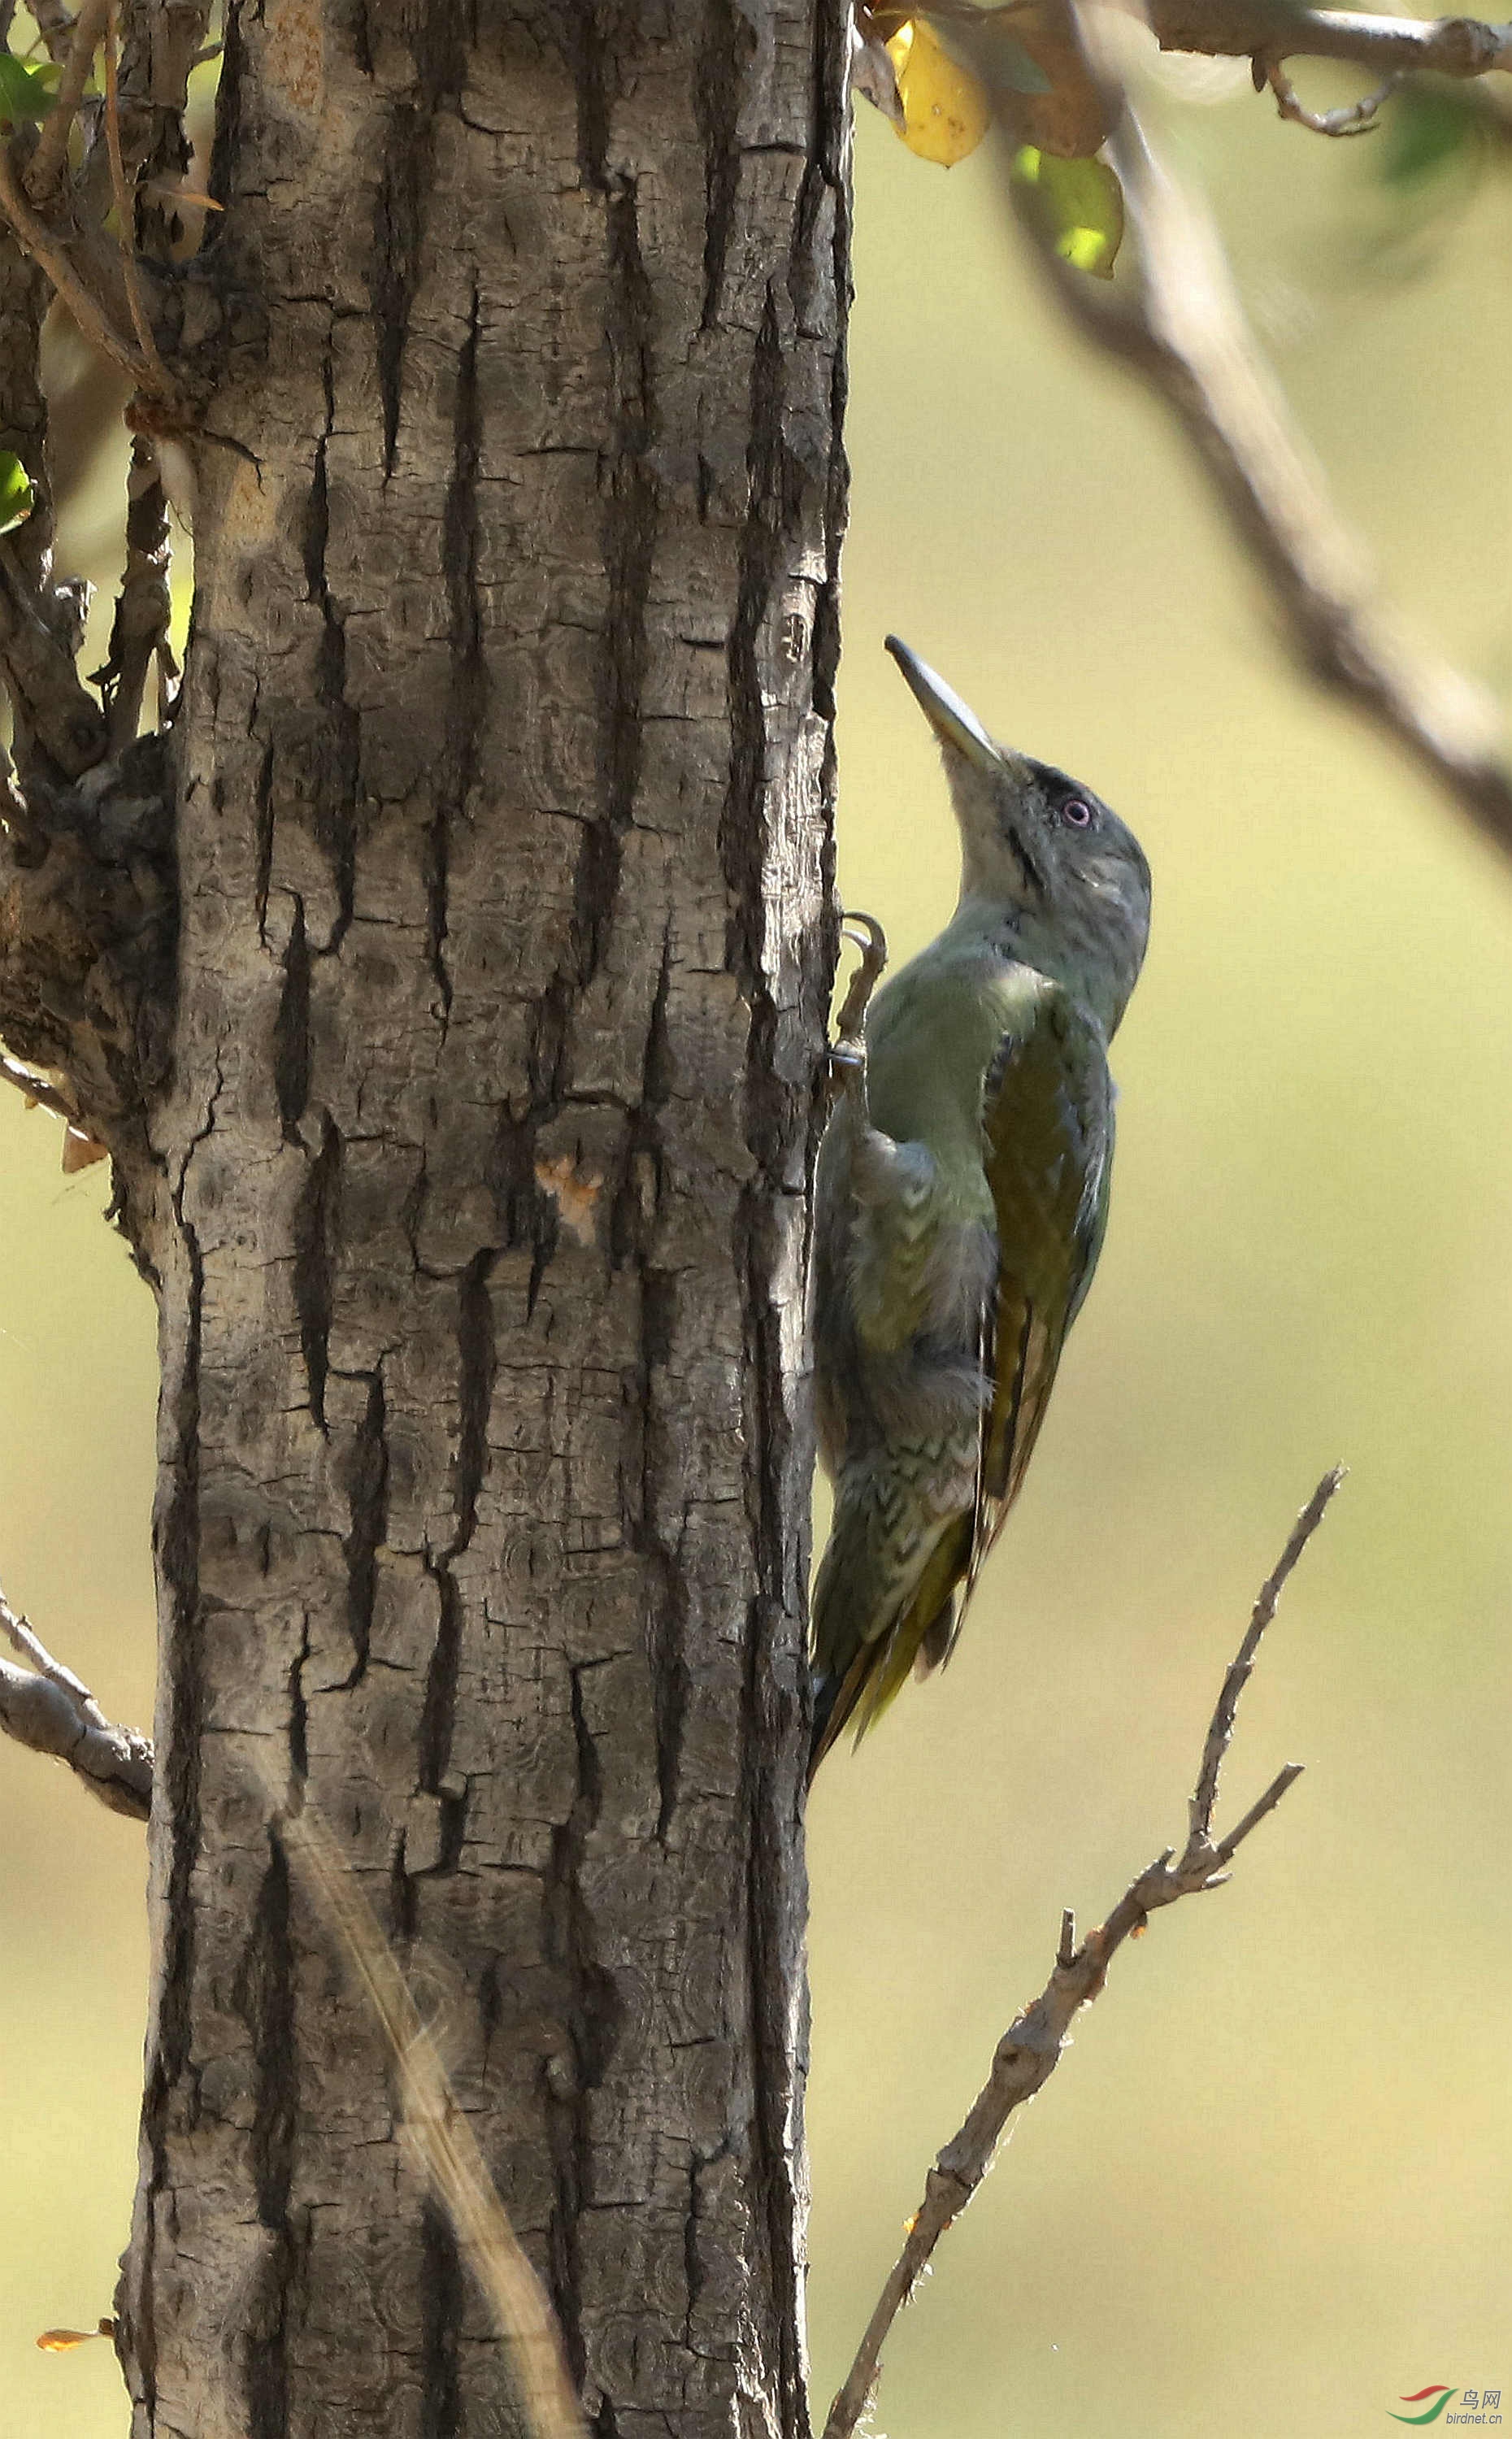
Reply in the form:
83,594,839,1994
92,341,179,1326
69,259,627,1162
885,636,1017,778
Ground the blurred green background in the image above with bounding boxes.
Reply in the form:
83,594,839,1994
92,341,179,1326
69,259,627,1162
4,54,1512,2439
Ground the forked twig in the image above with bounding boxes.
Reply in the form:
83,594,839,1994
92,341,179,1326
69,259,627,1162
1190,1469,1338,1836
821,1468,1344,2439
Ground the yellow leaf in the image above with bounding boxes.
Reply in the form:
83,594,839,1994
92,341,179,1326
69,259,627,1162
884,20,991,168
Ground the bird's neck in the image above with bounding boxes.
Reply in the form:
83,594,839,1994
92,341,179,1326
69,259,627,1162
948,892,1125,1040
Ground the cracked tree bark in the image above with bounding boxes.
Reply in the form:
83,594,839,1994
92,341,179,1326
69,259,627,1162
50,4,851,2436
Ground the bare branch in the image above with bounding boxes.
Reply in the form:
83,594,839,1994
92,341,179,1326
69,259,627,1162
24,0,111,200
1012,58,1512,861
925,0,1512,83
0,136,170,396
1147,0,1512,82
0,1589,151,1819
276,1793,588,2439
820,1471,1343,2439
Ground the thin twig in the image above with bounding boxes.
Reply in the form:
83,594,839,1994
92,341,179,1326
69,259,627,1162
1265,56,1397,134
0,1588,152,1819
1191,1466,1343,1835
102,0,170,393
1012,34,1512,863
275,1795,588,2439
821,1471,1342,2439
1215,1759,1306,1862
24,0,111,198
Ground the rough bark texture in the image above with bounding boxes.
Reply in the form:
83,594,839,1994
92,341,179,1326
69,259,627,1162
98,5,849,2437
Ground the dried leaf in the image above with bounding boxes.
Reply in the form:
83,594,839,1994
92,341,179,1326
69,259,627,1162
62,1124,110,1173
1013,142,1124,276
851,12,906,128
884,19,992,167
37,2321,114,2352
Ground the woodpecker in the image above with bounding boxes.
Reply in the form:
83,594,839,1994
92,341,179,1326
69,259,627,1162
809,637,1151,1776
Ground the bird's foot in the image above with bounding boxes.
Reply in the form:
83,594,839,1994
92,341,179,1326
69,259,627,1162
835,910,888,1041
827,911,888,1116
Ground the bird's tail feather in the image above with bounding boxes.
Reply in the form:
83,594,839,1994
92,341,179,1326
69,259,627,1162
807,1494,970,1781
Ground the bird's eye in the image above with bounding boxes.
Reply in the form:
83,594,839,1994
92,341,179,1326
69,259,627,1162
1060,798,1093,828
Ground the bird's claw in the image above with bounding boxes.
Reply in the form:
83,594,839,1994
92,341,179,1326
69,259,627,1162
832,907,889,1046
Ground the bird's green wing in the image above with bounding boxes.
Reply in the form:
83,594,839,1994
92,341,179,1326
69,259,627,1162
809,981,1114,1772
838,1128,949,1358
953,993,1113,1642
815,993,1114,1759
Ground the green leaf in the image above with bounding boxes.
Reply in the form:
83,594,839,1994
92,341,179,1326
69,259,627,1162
0,451,36,538
1377,87,1476,188
0,49,58,125
1013,144,1123,278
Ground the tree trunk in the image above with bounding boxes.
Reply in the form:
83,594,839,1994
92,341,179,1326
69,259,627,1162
112,5,849,2432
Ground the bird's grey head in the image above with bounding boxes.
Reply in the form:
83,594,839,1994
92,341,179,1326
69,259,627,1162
886,635,1151,1038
